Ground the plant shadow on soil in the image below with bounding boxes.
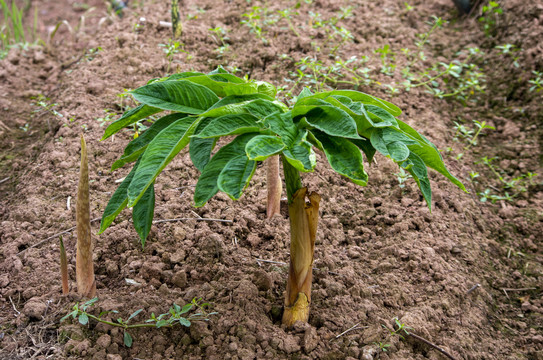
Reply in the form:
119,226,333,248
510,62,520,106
0,0,542,359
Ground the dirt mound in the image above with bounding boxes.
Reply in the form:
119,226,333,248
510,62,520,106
1,0,541,359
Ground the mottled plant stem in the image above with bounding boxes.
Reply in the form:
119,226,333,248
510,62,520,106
76,135,96,298
281,158,320,327
266,155,282,219
60,236,69,294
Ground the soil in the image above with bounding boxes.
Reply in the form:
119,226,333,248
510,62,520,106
1,0,542,359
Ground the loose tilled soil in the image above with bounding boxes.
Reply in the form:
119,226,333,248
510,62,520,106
1,0,542,359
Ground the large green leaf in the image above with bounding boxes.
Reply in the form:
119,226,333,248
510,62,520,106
401,153,432,208
262,112,299,146
132,181,155,248
131,80,219,114
101,105,162,140
189,117,215,172
397,120,466,192
307,90,402,117
127,116,198,207
111,113,187,171
312,131,368,186
206,93,276,110
98,159,141,234
178,74,277,98
283,141,316,172
196,114,262,138
370,129,410,162
364,105,399,128
160,71,206,81
200,98,287,119
245,135,285,161
293,98,360,139
217,154,257,200
320,96,375,135
350,138,376,163
194,133,257,207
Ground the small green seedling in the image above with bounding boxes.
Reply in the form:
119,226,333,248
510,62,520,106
529,71,542,93
61,297,215,347
99,67,465,326
479,1,503,37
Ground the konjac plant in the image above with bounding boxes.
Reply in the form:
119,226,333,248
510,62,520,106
99,67,465,326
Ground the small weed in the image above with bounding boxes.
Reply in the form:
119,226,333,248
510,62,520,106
278,8,301,38
158,39,189,73
495,44,520,68
374,341,392,352
32,94,63,119
186,6,206,20
452,119,494,159
475,156,539,202
84,47,102,62
394,168,412,189
479,1,503,37
96,110,116,127
209,27,230,56
0,0,41,59
375,44,396,76
241,6,276,44
61,297,216,348
528,71,542,93
374,318,412,354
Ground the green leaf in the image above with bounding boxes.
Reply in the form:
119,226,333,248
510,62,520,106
132,182,155,248
101,104,162,140
78,313,88,325
189,117,216,172
206,94,276,111
283,142,316,172
370,130,410,162
128,116,197,207
196,114,262,138
364,105,399,128
200,98,287,119
127,309,144,322
194,133,257,207
245,135,285,161
261,112,299,146
98,159,141,235
172,304,181,313
320,96,375,135
131,80,219,114
312,131,368,186
401,152,432,208
123,332,133,347
292,98,360,139
350,138,376,163
296,87,313,102
217,154,257,200
397,120,466,192
208,66,228,74
180,303,193,314
179,74,277,98
161,71,205,81
111,113,187,171
308,90,402,117
179,317,191,327
60,310,77,323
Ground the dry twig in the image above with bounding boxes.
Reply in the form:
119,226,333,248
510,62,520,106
17,218,101,255
408,332,457,360
153,217,232,224
331,323,367,341
466,283,480,294
9,296,20,317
